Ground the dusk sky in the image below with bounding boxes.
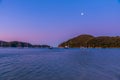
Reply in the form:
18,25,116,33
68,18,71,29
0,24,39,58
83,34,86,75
0,0,120,46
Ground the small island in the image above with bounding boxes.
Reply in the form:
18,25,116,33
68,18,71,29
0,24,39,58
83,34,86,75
59,34,120,48
0,41,50,48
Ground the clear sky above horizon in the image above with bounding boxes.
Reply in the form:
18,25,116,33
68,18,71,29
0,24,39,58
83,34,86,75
0,0,120,46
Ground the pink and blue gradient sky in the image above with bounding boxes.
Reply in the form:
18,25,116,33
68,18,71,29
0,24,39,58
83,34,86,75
0,0,120,46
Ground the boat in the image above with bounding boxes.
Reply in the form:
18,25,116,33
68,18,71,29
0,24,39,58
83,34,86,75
49,46,53,49
64,46,69,49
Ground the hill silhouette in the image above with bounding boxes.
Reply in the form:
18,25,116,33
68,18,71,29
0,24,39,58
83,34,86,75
59,34,120,48
0,41,50,48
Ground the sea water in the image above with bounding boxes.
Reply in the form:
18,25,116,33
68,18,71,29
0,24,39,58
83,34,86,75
0,48,120,80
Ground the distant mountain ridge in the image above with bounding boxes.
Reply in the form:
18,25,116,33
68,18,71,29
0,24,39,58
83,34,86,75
58,34,120,48
0,41,50,48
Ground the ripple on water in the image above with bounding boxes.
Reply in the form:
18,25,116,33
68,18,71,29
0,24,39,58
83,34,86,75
0,48,120,80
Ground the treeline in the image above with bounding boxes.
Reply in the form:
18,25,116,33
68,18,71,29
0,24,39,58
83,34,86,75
0,41,50,48
58,34,120,48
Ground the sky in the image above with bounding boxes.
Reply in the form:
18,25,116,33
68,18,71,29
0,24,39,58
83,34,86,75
0,0,120,46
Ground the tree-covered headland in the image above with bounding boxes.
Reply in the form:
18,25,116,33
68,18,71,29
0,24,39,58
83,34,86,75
59,34,120,48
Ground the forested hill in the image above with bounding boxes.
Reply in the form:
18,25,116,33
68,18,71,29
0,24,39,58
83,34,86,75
58,34,120,48
0,41,50,48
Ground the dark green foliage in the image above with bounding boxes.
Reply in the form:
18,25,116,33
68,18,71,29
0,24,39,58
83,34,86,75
0,41,50,48
87,36,120,48
59,34,120,48
59,34,94,48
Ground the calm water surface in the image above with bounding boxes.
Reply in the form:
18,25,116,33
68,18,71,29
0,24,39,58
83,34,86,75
0,48,120,80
